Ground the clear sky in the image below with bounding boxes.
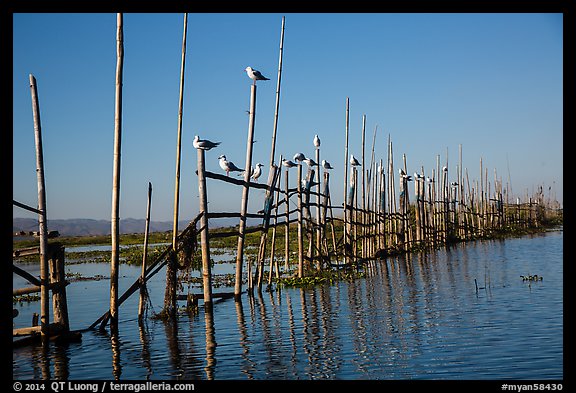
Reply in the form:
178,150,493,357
12,13,563,223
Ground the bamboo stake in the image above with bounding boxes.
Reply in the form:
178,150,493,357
343,98,350,264
110,13,124,332
165,12,188,318
315,136,321,269
268,16,285,168
268,157,283,285
29,74,49,339
361,115,366,258
138,182,152,321
297,162,304,277
284,168,290,272
198,149,213,307
235,82,257,299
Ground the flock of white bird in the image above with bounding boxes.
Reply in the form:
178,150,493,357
193,66,449,185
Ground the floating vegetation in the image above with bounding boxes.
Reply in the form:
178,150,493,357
13,294,40,304
276,269,366,288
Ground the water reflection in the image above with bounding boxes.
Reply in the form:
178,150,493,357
13,230,563,380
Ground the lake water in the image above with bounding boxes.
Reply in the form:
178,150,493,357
12,229,563,380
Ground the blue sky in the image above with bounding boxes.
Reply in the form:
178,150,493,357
12,13,563,223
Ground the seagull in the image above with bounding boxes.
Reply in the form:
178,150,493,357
322,159,334,170
282,159,298,168
218,155,243,176
293,152,305,162
399,168,412,181
245,66,270,81
193,135,220,151
251,163,264,182
450,181,459,187
426,176,435,183
350,154,361,167
303,157,318,167
313,134,321,148
414,173,425,180
443,166,448,172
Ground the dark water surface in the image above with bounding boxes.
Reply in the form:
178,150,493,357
13,229,563,380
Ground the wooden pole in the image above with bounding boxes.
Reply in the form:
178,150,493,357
360,115,366,258
110,13,124,332
269,16,285,168
297,162,304,277
165,12,188,318
138,182,152,321
29,74,50,339
343,98,350,264
315,137,321,269
197,149,213,307
235,82,257,299
268,158,283,285
284,168,290,272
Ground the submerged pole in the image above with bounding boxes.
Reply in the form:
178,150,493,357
29,74,49,340
110,13,124,332
138,182,152,321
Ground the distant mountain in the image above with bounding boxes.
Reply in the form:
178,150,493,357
13,218,196,237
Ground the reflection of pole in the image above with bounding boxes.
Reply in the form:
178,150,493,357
235,83,257,299
197,149,213,307
110,13,124,333
29,74,49,340
138,182,152,321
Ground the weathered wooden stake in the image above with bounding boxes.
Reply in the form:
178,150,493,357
29,74,49,339
110,13,124,332
343,98,350,265
235,82,258,299
297,162,304,277
197,149,213,307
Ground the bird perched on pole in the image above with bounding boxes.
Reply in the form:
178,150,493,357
193,135,221,151
293,152,305,162
245,66,270,82
218,155,243,176
251,163,264,182
313,134,321,148
399,168,412,181
322,159,334,170
282,158,298,168
350,154,361,167
303,157,318,167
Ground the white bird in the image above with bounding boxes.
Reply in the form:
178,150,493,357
293,152,305,162
313,134,321,148
443,166,448,172
282,159,298,168
218,155,243,176
451,181,459,187
322,159,334,170
399,168,412,181
426,176,435,183
251,163,264,182
245,66,269,81
414,173,425,180
303,157,318,167
193,135,220,151
350,154,361,167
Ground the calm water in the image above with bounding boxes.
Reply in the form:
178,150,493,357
13,229,563,380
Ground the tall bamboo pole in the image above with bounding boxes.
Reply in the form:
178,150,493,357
315,136,321,268
343,98,350,264
110,13,124,332
165,13,188,318
138,182,152,321
269,16,285,168
29,74,49,339
360,115,366,258
235,82,258,299
297,162,304,277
